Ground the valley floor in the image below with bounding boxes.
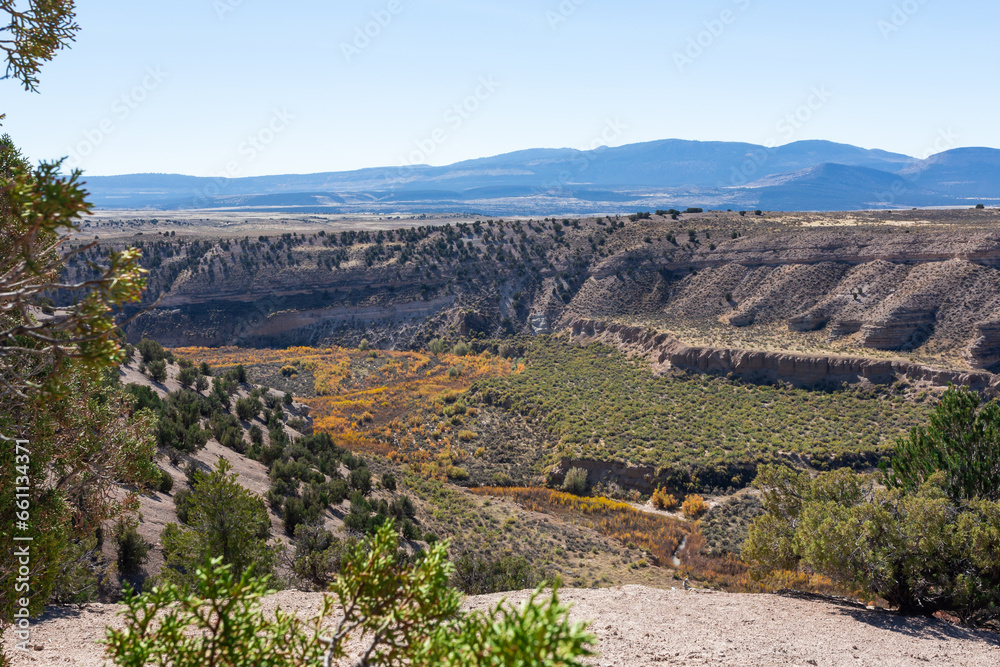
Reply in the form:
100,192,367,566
6,586,999,666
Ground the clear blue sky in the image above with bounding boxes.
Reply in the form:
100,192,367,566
1,0,995,177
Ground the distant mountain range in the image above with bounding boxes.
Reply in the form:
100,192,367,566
84,140,1000,214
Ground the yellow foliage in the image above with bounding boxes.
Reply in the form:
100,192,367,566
651,487,678,511
681,494,707,519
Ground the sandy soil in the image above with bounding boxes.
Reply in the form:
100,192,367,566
5,585,999,666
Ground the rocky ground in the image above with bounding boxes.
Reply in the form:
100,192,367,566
6,585,999,666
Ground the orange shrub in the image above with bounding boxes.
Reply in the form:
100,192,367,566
651,487,678,511
681,494,707,519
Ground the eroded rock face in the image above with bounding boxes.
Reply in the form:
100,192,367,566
966,320,1000,370
787,312,829,332
860,309,938,351
568,318,999,396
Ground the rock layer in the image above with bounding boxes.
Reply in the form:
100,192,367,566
567,318,1000,396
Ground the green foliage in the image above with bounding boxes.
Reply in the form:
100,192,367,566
745,465,1000,624
235,395,262,421
452,341,471,356
114,520,152,577
176,365,199,388
0,0,80,92
562,467,589,495
160,459,275,590
290,524,349,590
381,472,397,491
137,338,167,364
105,522,594,667
475,339,928,490
429,337,448,355
147,359,167,382
349,467,372,495
157,468,174,494
883,385,1000,502
451,552,538,595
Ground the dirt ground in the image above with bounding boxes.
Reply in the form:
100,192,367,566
5,585,999,666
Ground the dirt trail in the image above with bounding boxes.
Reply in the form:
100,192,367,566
6,585,999,666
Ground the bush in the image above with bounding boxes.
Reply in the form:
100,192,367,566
681,494,707,519
429,338,448,355
280,365,297,377
137,338,166,364
382,472,397,492
651,487,678,511
349,467,372,495
105,522,595,667
157,468,174,494
114,521,152,577
451,553,538,595
147,359,167,383
291,524,348,589
235,395,263,421
452,342,471,357
745,465,1000,625
176,366,199,388
562,467,588,495
160,459,275,589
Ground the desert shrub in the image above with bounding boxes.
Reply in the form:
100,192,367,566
147,359,167,382
682,494,707,519
160,459,275,590
199,361,212,376
651,487,678,511
452,342,471,357
137,338,167,364
474,488,687,568
562,467,589,495
451,552,538,595
283,496,321,537
173,488,194,524
249,424,263,446
429,337,448,354
699,493,763,556
280,364,297,377
290,524,349,589
447,466,469,481
157,468,174,494
283,391,293,405
349,467,373,495
745,465,1000,625
358,338,371,351
473,339,926,491
235,395,263,421
105,522,595,667
457,429,477,442
114,521,152,577
176,366,199,388
382,472,397,492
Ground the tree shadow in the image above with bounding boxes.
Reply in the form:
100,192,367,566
776,591,1000,645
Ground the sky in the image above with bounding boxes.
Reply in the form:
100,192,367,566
1,0,996,177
